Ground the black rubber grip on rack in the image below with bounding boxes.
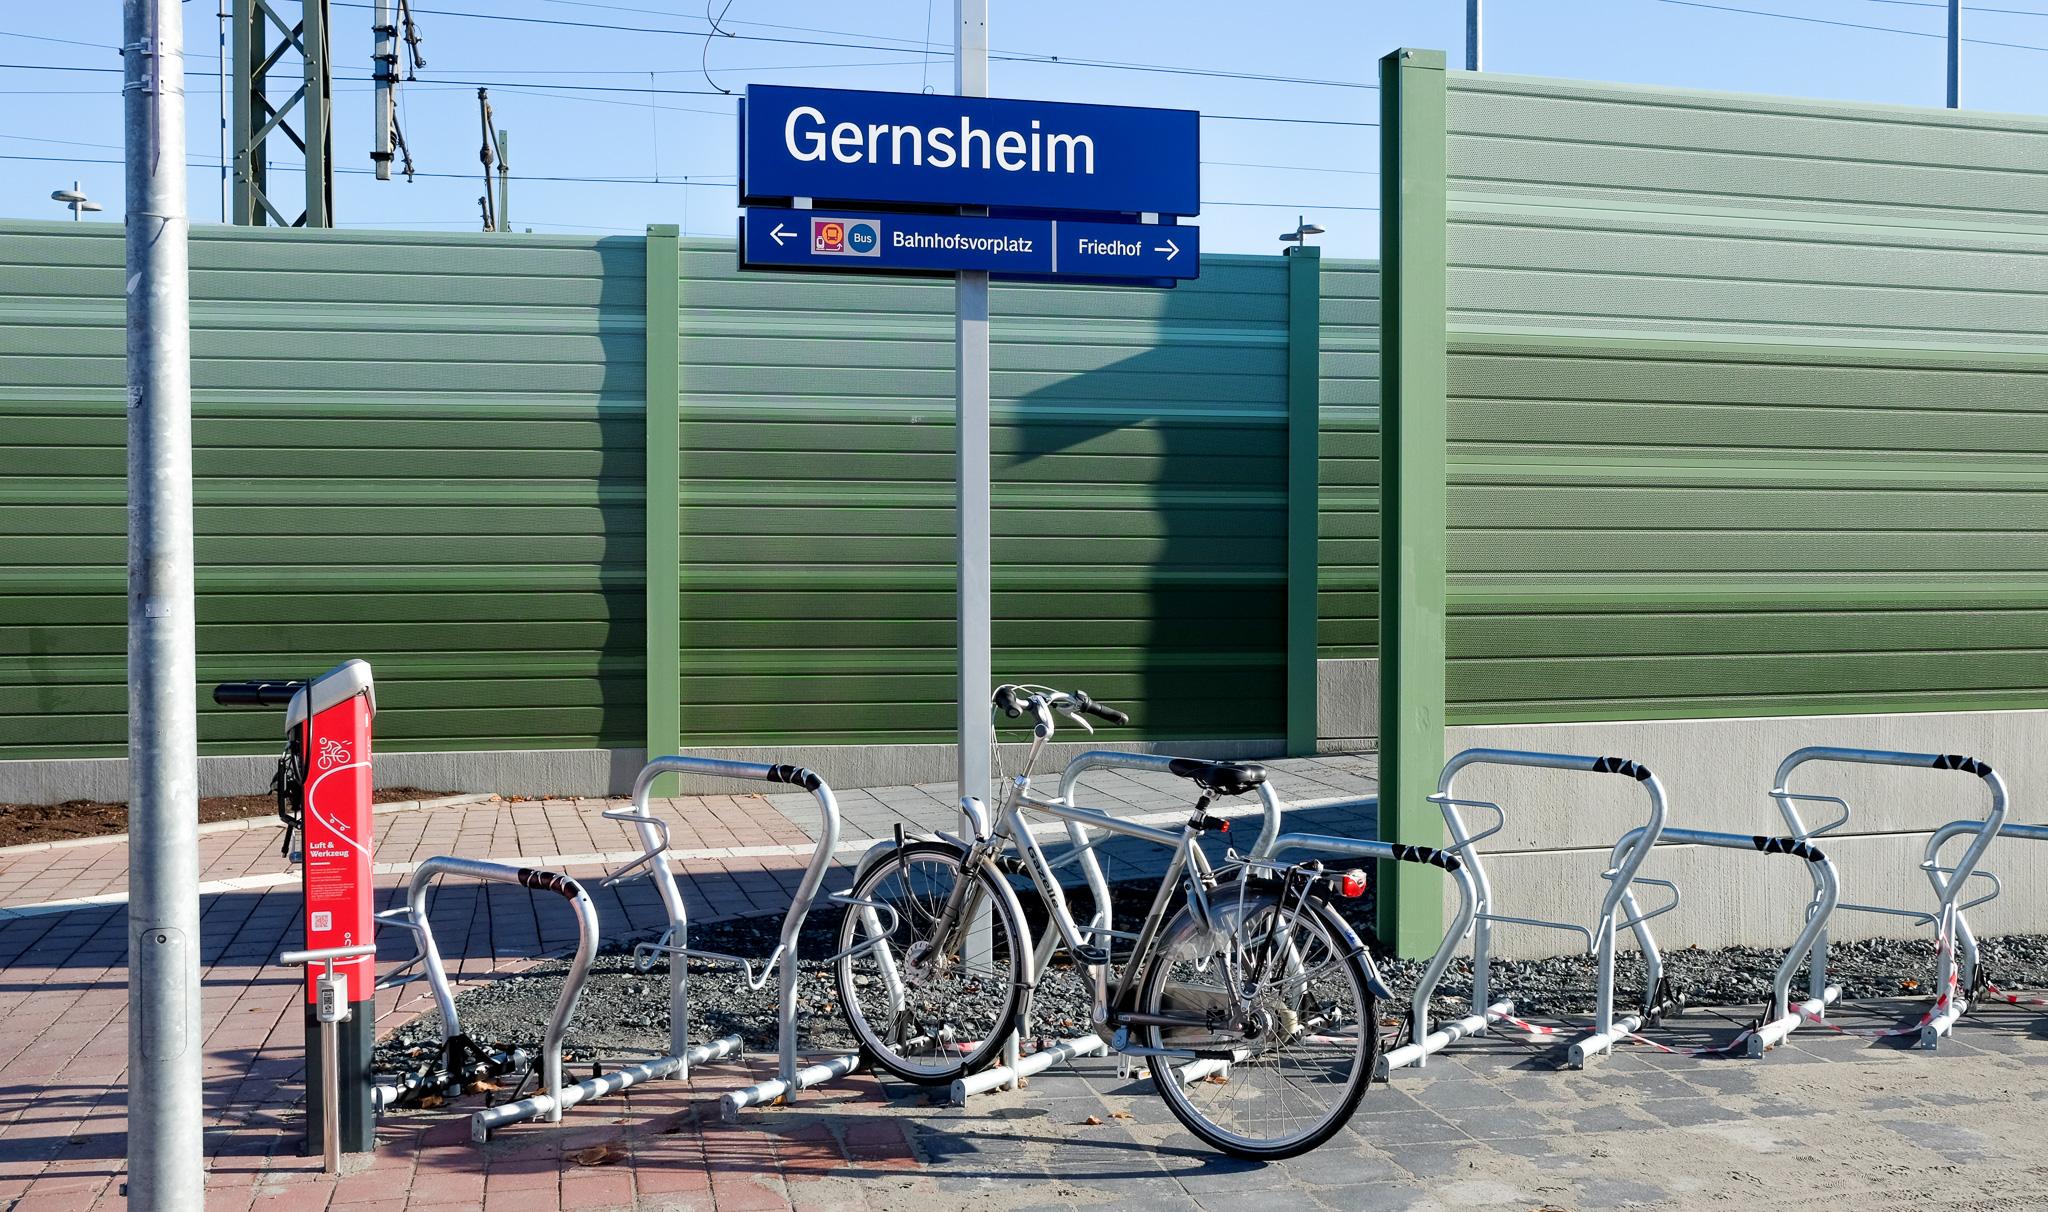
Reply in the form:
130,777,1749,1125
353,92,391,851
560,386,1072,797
765,763,823,791
1081,701,1129,726
1932,754,1994,778
1388,842,1462,872
212,679,303,707
1750,835,1827,863
1592,756,1653,781
517,868,584,898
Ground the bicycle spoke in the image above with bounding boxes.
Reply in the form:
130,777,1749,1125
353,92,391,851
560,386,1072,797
835,845,1024,1084
1144,892,1373,1158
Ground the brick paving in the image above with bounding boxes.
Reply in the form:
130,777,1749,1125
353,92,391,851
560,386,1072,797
2,752,2045,1209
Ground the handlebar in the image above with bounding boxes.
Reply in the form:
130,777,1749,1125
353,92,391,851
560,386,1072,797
1076,697,1129,726
213,680,305,708
990,683,1129,728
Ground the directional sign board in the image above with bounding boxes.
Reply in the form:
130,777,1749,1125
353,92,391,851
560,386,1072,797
741,208,1197,281
741,85,1199,217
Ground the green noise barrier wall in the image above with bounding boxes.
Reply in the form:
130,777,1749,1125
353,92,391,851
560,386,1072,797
1374,49,2048,955
0,221,1372,763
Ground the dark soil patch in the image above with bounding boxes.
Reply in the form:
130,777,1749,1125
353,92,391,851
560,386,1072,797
0,786,453,848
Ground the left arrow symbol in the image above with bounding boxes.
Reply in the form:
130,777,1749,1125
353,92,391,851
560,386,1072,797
771,223,794,246
1153,239,1180,261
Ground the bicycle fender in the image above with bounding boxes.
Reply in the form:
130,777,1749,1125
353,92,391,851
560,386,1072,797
1316,902,1396,1003
848,827,968,882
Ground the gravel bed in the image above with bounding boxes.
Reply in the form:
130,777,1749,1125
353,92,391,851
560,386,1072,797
373,880,2048,1089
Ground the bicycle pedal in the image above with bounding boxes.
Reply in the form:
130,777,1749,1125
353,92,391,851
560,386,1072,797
1073,946,1109,966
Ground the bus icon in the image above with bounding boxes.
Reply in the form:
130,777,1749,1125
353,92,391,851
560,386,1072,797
813,217,880,257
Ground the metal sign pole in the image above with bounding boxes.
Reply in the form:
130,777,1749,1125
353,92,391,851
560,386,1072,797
123,1,205,1207
956,0,992,813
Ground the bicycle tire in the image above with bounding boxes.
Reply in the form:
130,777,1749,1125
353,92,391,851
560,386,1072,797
833,840,1029,1085
1138,887,1377,1159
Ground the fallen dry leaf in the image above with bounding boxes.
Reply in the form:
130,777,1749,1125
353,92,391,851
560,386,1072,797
465,1079,500,1093
1202,1075,1229,1086
1902,979,1921,990
1109,1110,1133,1120
417,1094,445,1109
572,1143,629,1167
1083,1115,1104,1126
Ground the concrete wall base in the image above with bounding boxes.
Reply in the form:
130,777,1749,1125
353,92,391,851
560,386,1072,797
1317,657,1379,754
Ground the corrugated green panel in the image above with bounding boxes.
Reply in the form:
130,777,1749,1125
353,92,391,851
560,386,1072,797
675,241,1292,746
1440,77,2048,723
1319,257,1380,660
0,221,646,758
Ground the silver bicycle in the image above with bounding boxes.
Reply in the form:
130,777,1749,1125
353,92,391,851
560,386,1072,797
834,684,1387,1159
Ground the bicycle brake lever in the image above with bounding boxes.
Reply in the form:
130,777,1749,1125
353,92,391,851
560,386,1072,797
1059,709,1094,734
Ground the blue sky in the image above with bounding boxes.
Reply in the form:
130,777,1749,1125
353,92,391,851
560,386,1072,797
3,1,2047,257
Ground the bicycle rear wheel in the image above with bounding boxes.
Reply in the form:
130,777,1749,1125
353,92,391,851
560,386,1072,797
834,841,1027,1085
1138,887,1376,1159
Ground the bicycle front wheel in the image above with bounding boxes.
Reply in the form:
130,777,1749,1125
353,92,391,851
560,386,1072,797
834,841,1027,1085
1139,887,1376,1159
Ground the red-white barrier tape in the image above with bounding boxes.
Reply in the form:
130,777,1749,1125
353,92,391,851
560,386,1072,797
1504,1011,1742,1057
1794,949,1962,1041
1982,982,2048,1009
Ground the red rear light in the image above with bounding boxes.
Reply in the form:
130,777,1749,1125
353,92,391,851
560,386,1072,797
1338,869,1368,898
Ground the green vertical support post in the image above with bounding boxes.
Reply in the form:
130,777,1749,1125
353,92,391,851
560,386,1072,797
644,226,683,794
1284,244,1322,757
1375,48,1450,959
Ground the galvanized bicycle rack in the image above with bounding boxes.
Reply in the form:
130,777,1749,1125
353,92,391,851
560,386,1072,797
1385,748,1676,1071
374,857,597,1135
1604,819,1842,1058
1255,809,1483,1080
592,755,890,1123
1774,747,2009,1048
1930,814,2045,1020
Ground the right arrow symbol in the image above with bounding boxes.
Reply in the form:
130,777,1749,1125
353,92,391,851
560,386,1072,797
1153,239,1180,261
770,223,794,246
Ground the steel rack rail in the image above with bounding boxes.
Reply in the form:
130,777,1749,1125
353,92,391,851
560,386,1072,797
1772,748,2008,1049
1921,815,2037,1022
538,755,884,1126
1603,826,1841,1058
1388,748,1670,1071
376,857,600,1140
950,749,1291,1102
1248,808,1480,1080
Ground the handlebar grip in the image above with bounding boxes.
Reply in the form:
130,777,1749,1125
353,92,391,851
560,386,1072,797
993,685,1023,718
1081,701,1129,726
212,680,304,707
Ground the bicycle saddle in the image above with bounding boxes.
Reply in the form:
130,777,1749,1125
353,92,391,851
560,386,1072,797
1167,758,1268,798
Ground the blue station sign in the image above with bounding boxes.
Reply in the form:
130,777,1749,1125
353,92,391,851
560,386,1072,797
741,208,1198,281
740,85,1200,217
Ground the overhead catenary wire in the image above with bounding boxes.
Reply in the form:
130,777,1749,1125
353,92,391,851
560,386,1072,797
321,1,1387,91
0,126,1365,179
1650,0,2048,52
0,59,1379,127
0,149,1374,212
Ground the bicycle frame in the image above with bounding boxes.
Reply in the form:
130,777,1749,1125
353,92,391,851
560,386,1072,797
948,714,1234,1036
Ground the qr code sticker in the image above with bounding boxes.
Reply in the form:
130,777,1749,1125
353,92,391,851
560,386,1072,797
310,911,332,932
